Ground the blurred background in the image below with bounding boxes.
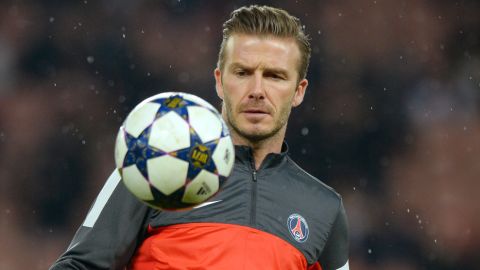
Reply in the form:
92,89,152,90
0,0,479,269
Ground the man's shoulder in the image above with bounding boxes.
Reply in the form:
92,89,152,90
285,156,342,201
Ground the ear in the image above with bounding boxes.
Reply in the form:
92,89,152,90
214,68,224,100
292,78,308,107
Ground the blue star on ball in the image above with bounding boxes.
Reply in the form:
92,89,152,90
171,126,220,183
150,94,198,122
122,125,166,180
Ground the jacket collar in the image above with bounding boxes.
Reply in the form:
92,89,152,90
234,142,289,169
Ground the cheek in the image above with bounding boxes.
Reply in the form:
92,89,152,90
223,83,244,104
269,86,296,109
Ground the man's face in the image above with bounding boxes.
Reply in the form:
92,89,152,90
215,34,308,143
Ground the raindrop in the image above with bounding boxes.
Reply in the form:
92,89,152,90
49,17,55,23
82,140,86,145
301,127,309,136
407,208,410,213
122,33,126,38
368,249,372,254
86,56,95,64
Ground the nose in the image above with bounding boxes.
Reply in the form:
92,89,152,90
248,72,265,100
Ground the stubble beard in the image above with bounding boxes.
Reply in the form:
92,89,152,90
222,95,291,144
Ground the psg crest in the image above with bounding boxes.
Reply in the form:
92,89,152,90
287,214,309,243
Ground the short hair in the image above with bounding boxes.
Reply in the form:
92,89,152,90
217,5,311,80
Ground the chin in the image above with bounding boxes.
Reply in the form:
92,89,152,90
239,127,276,142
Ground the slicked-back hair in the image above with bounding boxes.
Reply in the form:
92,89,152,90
217,5,311,81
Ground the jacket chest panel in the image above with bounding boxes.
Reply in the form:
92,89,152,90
148,164,335,264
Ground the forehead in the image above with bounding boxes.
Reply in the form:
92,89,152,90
223,34,301,70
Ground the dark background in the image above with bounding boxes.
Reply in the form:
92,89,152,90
0,0,479,269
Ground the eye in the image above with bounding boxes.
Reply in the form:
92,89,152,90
265,72,285,80
234,69,248,77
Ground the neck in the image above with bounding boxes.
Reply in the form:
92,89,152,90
230,127,286,170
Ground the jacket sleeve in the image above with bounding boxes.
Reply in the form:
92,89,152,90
318,199,350,270
50,170,151,270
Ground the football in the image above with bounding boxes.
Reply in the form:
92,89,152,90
114,92,234,210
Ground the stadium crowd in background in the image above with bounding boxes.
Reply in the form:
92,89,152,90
0,0,479,269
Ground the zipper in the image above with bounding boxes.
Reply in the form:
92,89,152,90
250,151,258,226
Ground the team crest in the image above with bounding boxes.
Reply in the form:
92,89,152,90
287,214,309,243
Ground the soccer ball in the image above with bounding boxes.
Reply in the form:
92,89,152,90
114,92,235,210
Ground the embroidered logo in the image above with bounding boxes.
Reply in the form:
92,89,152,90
287,214,309,243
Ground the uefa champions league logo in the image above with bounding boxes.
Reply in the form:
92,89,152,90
287,214,309,243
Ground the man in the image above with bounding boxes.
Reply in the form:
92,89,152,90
50,5,349,270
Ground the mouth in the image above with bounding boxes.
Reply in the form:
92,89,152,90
241,108,270,122
243,109,269,114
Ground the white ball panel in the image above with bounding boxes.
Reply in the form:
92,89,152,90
124,102,160,137
121,166,154,201
149,111,190,152
114,128,128,168
182,170,219,204
148,155,188,195
212,136,235,177
188,106,222,143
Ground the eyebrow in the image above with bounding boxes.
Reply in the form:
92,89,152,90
229,62,290,78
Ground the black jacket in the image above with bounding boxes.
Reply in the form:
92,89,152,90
50,144,349,270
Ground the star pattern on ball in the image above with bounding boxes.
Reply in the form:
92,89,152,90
122,125,166,180
150,94,198,122
171,127,219,183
